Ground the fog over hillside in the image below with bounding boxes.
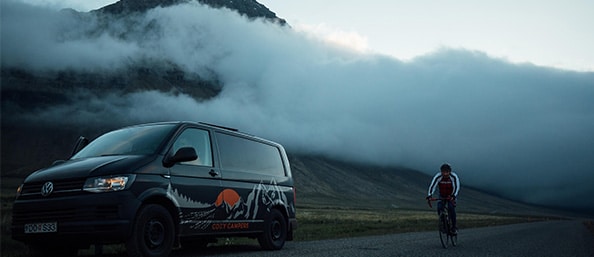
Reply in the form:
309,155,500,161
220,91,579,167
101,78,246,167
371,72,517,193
2,0,594,211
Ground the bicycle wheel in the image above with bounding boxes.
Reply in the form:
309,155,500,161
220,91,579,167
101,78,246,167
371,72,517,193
451,232,458,247
438,214,449,248
449,218,457,247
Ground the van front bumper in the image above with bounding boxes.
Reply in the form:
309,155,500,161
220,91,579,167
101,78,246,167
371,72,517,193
11,190,141,245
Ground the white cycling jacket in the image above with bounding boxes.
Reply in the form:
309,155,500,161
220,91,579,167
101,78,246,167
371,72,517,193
427,171,460,197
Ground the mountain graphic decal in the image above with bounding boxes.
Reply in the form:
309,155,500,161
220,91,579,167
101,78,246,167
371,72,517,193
172,179,292,231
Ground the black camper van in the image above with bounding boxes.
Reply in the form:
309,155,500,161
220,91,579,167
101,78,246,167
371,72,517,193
11,121,297,257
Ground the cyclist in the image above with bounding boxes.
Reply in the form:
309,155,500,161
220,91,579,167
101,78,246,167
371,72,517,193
426,163,460,234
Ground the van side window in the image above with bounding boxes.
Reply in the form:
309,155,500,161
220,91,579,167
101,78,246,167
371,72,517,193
216,132,285,176
172,128,213,166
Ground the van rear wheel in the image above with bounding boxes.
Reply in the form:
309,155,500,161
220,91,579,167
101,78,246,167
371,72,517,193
258,209,287,250
126,204,175,257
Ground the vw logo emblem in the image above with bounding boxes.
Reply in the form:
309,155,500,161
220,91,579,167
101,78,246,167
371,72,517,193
41,182,54,197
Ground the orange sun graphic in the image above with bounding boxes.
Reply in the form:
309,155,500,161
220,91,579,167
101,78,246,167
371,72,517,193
215,189,241,207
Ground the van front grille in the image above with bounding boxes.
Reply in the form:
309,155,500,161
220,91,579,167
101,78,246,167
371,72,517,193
11,205,119,225
19,178,86,200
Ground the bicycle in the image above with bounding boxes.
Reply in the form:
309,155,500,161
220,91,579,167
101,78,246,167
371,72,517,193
427,197,457,248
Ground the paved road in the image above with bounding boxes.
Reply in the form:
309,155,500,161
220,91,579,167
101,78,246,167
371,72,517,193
173,220,594,257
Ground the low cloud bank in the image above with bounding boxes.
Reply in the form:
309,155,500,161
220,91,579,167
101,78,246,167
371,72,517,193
2,0,594,211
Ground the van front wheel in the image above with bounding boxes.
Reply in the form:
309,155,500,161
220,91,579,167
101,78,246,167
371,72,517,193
258,209,287,250
126,204,175,257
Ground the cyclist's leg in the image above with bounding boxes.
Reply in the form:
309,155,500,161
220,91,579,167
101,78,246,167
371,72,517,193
437,200,447,233
437,200,445,216
448,200,457,231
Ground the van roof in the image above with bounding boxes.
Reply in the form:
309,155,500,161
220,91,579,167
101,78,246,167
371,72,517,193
198,122,238,131
128,121,266,142
130,121,237,132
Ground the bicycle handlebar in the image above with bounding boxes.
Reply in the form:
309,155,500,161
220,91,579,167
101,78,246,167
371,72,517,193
427,197,453,201
426,197,454,208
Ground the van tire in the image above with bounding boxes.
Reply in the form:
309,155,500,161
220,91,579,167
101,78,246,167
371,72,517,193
257,209,287,250
126,204,175,257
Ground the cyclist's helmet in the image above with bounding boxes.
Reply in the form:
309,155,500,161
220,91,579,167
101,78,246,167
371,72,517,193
440,163,452,172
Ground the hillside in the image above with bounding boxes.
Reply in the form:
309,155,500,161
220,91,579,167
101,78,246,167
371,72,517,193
289,155,571,217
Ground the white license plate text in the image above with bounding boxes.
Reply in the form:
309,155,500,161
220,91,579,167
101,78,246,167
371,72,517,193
24,222,57,233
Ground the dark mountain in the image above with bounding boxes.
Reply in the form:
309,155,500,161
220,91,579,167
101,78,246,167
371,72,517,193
1,68,220,112
2,0,287,115
96,0,286,24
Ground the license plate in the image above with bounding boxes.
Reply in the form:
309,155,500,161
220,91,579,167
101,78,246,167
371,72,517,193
24,222,57,234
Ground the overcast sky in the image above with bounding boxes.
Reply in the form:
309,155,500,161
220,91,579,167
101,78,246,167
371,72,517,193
259,0,594,72
19,0,594,72
2,0,594,211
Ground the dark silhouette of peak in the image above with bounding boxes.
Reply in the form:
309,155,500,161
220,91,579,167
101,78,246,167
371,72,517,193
96,0,286,24
97,0,185,14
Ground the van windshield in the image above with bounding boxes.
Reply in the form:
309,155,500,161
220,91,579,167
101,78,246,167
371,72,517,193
72,124,176,159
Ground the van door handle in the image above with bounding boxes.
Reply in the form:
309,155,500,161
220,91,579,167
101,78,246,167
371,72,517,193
209,170,219,177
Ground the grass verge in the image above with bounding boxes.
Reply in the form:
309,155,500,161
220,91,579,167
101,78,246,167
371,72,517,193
294,206,544,241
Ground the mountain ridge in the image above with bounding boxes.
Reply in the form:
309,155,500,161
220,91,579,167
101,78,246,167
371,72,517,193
95,0,286,24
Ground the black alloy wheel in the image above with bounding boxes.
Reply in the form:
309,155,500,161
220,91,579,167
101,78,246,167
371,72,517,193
258,209,287,250
127,204,175,257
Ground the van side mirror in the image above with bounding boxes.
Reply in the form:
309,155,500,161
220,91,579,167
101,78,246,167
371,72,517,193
164,147,197,167
70,136,89,157
52,160,66,166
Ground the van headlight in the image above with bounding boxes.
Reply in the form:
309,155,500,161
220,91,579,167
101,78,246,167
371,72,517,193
83,175,135,193
16,184,23,198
